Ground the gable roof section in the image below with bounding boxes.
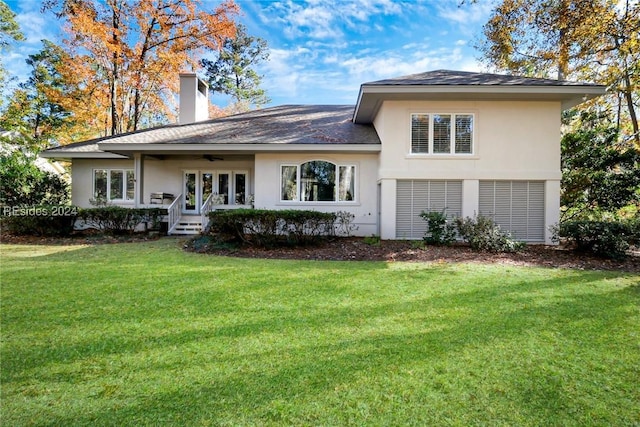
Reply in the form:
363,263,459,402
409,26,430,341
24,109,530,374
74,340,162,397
42,105,381,159
354,69,607,123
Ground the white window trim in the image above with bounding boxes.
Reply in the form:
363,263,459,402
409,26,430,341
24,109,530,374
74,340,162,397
93,168,135,202
409,112,476,156
279,160,358,204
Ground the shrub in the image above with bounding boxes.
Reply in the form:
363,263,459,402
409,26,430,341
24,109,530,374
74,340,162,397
1,205,77,236
78,207,165,235
363,234,381,246
556,220,632,260
420,210,457,245
0,149,70,206
455,215,525,253
207,209,354,247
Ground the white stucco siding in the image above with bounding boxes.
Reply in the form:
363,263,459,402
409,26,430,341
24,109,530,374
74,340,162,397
254,153,379,236
374,100,561,180
142,157,254,204
71,157,254,208
374,100,562,244
71,159,135,207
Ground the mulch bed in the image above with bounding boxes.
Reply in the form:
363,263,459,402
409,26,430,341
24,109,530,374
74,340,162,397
186,236,640,273
2,230,639,273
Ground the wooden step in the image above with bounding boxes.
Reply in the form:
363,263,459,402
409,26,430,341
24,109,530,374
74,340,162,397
169,216,203,235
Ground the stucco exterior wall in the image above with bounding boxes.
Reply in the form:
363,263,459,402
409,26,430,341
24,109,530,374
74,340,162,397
373,100,562,243
71,157,254,208
254,153,379,236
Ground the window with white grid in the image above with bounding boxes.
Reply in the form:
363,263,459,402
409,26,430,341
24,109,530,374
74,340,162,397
410,113,474,155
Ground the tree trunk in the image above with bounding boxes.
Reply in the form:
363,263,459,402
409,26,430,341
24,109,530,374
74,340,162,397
110,6,119,136
622,68,639,145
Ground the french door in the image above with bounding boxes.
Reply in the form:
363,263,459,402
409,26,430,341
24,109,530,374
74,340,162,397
183,170,247,214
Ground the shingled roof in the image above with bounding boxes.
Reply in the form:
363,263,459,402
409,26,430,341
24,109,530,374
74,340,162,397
42,105,381,158
362,69,603,87
353,69,606,123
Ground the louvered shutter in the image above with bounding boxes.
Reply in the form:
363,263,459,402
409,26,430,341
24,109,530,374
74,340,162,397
479,181,545,242
396,180,462,239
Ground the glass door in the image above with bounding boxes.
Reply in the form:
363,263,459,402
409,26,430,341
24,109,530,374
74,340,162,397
183,171,198,213
201,172,214,207
218,172,230,205
234,172,247,205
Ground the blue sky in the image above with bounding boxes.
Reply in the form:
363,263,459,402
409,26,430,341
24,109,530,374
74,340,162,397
4,0,495,107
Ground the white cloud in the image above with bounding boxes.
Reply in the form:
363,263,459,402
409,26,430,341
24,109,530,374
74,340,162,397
261,0,407,41
436,0,496,34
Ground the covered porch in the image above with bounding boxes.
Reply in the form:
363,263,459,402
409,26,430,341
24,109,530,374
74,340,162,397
128,152,255,235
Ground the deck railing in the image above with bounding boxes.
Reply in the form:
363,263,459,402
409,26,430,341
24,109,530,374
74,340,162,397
167,193,182,234
200,193,214,231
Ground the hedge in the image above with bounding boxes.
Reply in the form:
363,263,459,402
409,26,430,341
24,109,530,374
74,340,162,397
207,209,355,247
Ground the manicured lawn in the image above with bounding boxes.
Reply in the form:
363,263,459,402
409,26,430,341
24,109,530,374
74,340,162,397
1,239,638,426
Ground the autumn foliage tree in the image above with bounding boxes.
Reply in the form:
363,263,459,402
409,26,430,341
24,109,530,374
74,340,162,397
478,0,639,145
44,0,239,137
477,0,640,221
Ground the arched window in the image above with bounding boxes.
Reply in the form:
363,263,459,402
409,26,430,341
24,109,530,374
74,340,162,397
281,160,355,202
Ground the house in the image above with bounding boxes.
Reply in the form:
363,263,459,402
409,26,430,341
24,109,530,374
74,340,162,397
41,70,605,242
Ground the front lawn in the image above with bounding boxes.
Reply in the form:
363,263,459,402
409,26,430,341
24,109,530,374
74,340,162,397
1,239,638,426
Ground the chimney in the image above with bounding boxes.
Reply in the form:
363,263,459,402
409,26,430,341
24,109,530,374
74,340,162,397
179,73,209,124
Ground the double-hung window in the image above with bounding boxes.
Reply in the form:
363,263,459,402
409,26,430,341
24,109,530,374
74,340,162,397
94,169,134,202
411,113,474,155
281,160,356,202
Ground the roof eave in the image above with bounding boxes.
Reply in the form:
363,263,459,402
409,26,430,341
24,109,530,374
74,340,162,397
353,85,607,123
39,151,128,160
98,143,382,155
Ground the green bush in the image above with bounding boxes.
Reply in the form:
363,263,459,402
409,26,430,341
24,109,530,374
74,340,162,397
207,209,354,247
1,205,77,236
420,210,457,245
455,215,525,253
0,150,70,206
78,207,165,235
556,220,632,260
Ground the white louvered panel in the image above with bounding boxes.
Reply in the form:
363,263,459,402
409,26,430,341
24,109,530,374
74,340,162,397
527,182,545,242
396,181,413,239
510,181,529,240
478,181,496,219
411,181,430,238
428,181,447,213
445,181,463,219
478,180,546,242
493,181,512,231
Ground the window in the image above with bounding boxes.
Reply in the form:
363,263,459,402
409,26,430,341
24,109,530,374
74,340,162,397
93,169,134,202
411,113,474,155
281,161,356,202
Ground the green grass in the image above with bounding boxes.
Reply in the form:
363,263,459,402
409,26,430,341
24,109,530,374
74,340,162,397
1,239,638,426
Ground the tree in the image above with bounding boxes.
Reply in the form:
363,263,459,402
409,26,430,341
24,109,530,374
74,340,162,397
0,1,24,107
202,24,270,111
477,0,639,144
0,145,69,206
0,1,23,48
0,41,80,149
44,0,239,136
561,111,640,219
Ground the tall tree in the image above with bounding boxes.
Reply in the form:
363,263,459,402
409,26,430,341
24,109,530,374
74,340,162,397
45,0,239,136
478,0,639,144
0,0,23,48
0,41,81,149
561,111,640,219
202,24,270,111
0,1,25,107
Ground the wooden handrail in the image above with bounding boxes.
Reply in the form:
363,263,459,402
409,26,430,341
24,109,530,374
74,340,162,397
200,193,214,231
167,193,182,234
